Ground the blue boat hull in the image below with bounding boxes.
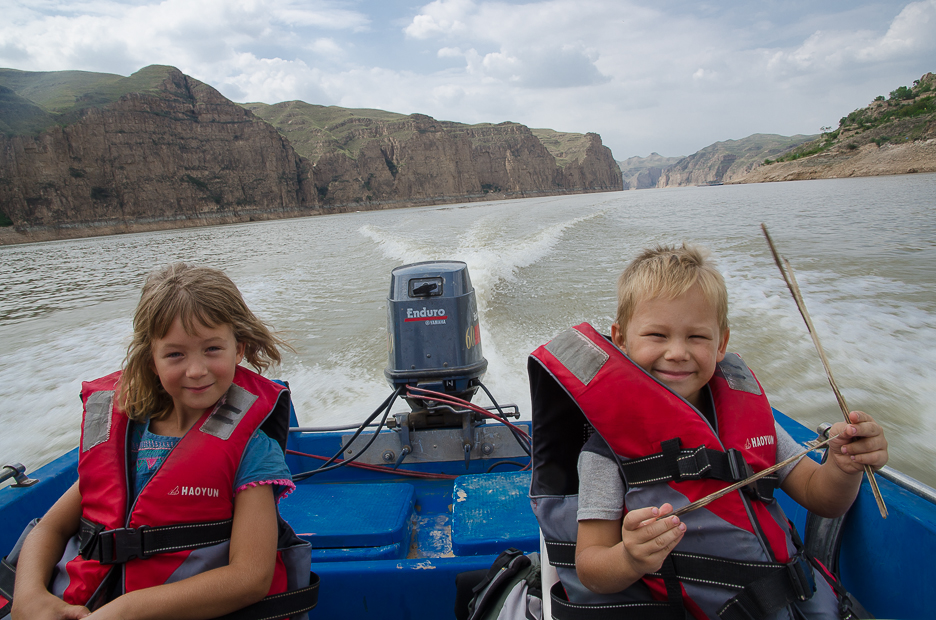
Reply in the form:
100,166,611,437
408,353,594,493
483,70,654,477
2,411,933,619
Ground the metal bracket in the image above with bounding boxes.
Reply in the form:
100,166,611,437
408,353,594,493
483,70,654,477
1,463,38,487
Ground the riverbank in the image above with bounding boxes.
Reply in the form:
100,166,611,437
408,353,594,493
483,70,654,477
735,139,936,183
0,187,613,246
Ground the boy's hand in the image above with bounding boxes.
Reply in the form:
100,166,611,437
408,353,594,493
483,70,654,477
827,410,888,475
620,503,686,576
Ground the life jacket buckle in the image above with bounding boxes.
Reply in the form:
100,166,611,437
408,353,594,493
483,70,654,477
786,553,816,602
96,526,151,565
726,449,753,484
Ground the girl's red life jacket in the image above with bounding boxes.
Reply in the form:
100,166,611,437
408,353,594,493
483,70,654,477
64,365,291,606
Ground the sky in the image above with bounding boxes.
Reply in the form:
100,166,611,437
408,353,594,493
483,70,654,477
1,0,934,159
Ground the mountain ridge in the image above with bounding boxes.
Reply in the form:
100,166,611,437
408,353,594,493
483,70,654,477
0,65,622,244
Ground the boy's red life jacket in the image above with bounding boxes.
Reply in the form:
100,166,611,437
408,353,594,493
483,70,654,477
63,366,294,607
529,324,837,620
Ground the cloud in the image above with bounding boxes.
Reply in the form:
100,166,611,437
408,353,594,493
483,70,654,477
2,0,933,158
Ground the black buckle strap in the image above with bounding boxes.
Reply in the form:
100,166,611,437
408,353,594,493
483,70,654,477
213,572,319,620
79,517,234,565
543,540,577,569
717,553,815,620
618,444,777,503
549,581,674,620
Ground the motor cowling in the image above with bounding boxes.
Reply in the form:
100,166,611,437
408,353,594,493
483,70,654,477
385,261,487,410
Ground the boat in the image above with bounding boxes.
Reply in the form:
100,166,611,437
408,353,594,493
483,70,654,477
2,261,934,619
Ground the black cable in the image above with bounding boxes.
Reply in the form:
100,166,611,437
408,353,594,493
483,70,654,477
485,460,528,473
478,380,531,456
292,386,403,481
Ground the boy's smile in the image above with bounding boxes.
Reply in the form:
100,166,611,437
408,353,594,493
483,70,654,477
611,284,729,409
151,317,245,431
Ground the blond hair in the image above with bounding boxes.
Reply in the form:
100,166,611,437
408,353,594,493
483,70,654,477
615,244,728,335
119,263,288,421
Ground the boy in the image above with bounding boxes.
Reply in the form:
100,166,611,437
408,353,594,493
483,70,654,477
528,244,888,619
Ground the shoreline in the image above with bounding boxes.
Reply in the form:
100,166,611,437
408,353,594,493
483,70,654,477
0,186,617,246
731,139,936,184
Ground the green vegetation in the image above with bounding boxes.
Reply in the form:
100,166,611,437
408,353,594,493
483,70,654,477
532,128,591,166
0,65,189,137
764,72,936,164
0,210,13,227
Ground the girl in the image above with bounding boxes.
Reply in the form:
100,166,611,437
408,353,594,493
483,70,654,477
12,263,312,620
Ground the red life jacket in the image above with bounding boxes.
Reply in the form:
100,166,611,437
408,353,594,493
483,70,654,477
63,366,292,607
529,324,837,620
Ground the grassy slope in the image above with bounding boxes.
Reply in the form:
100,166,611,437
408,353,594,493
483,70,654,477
770,72,936,164
531,128,591,165
0,65,179,136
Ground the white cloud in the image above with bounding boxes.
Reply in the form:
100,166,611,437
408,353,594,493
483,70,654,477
1,0,933,158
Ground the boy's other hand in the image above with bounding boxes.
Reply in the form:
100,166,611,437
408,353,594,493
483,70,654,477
828,410,888,475
621,503,686,576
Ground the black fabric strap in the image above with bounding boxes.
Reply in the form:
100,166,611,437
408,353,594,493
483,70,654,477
0,557,15,601
79,517,234,565
549,582,676,620
543,540,577,569
717,554,815,620
659,555,687,619
213,573,320,620
618,446,777,502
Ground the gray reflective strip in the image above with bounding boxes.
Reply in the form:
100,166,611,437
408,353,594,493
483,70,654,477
82,390,114,452
544,328,609,386
717,353,762,395
199,383,258,440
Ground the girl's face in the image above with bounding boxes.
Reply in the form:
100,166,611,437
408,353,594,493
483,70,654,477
151,316,244,423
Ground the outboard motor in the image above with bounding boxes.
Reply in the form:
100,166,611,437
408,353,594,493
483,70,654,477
385,261,497,467
385,260,488,408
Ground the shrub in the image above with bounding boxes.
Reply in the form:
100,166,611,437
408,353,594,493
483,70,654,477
90,186,110,200
889,86,913,101
0,210,12,227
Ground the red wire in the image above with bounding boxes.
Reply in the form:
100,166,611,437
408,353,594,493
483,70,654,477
286,449,458,480
405,386,532,442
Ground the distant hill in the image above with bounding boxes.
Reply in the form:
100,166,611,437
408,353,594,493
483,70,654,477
657,134,816,187
0,66,621,244
617,153,684,189
739,72,936,182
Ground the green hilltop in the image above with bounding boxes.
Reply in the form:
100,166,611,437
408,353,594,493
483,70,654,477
0,65,186,136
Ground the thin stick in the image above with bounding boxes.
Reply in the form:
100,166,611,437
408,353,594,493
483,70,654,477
761,224,887,518
657,434,840,520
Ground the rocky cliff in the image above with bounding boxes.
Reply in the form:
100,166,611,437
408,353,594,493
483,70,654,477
617,153,684,189
736,73,936,183
0,66,315,243
0,66,622,244
245,103,622,206
656,134,815,187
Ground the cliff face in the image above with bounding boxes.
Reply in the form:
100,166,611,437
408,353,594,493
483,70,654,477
735,73,936,184
249,105,623,206
0,67,622,244
617,153,684,189
0,67,315,239
657,134,815,187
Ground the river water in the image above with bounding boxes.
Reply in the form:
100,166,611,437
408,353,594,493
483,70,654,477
2,174,934,487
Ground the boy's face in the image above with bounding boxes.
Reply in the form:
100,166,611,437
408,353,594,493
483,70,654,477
612,284,728,409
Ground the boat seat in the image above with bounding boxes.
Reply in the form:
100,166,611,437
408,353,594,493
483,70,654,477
451,470,539,556
279,482,415,562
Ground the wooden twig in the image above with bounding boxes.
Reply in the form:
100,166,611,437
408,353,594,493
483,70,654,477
657,434,840,520
761,224,887,518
